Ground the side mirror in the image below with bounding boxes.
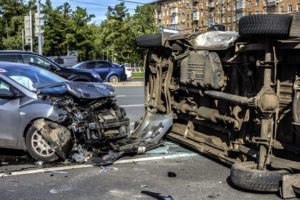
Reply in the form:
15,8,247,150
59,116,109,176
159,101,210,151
0,89,15,99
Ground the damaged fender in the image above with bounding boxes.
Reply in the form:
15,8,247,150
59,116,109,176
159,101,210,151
33,119,71,159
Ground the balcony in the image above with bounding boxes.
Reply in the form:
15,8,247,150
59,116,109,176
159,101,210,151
267,0,276,6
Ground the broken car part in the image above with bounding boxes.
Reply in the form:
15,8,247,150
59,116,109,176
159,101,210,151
91,112,173,165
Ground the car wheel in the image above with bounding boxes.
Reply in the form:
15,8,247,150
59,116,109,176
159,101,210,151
109,75,119,83
230,161,289,192
239,14,293,38
25,126,59,162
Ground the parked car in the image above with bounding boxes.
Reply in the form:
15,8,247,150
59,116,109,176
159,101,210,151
0,62,129,162
73,60,127,82
119,63,132,79
137,14,300,198
0,51,101,82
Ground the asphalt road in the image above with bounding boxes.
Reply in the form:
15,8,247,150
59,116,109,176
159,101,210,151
0,86,283,200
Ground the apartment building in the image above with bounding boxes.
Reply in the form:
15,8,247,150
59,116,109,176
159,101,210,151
155,0,300,33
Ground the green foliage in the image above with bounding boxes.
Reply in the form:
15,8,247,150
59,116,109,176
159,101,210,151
0,1,159,63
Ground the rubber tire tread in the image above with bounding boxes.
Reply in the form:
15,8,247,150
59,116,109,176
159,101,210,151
239,14,293,37
230,161,289,192
136,34,162,47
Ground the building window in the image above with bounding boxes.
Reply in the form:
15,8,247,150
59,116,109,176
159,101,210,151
228,16,231,22
279,6,284,14
298,3,300,12
288,5,292,13
255,0,259,6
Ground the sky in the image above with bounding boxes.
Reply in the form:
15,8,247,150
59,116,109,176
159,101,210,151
50,0,155,23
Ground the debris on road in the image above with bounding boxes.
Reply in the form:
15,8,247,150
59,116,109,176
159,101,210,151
35,161,43,168
167,171,177,178
141,191,174,200
99,166,119,174
100,166,108,174
49,189,58,194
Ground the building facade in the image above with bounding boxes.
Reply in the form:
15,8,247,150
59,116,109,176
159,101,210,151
155,0,300,33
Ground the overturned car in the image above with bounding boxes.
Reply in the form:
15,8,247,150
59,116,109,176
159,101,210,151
0,62,129,162
137,14,300,198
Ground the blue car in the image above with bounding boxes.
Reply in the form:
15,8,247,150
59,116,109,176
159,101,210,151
73,60,127,82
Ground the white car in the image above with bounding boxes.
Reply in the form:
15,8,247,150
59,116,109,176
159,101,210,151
116,63,132,79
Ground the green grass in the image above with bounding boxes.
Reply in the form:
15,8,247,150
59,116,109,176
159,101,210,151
132,72,145,78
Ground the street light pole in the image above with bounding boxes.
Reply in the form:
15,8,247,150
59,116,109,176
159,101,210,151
37,0,43,55
22,28,25,51
29,10,33,52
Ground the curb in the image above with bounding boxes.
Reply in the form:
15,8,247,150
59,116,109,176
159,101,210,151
108,82,144,87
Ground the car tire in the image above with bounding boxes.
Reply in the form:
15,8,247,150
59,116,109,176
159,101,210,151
230,161,289,192
25,126,59,162
239,14,293,38
136,34,162,47
109,75,119,83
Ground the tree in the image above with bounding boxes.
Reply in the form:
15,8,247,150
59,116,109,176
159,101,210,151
69,7,95,61
0,0,27,50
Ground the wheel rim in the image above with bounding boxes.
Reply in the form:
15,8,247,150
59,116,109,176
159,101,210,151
31,131,55,157
110,76,118,82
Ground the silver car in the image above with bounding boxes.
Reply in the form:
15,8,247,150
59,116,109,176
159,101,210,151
0,62,129,162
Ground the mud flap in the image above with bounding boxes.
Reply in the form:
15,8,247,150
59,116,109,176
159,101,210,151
91,112,173,165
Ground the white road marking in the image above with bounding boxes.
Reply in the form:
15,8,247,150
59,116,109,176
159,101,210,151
120,104,144,107
0,153,197,177
116,95,144,98
116,95,127,97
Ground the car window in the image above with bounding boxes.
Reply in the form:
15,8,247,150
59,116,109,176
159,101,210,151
0,54,19,63
95,62,105,69
1,66,66,92
80,62,95,69
0,80,10,91
95,62,111,69
22,54,59,70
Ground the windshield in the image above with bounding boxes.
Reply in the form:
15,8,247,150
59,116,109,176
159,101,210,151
72,63,82,68
0,64,66,91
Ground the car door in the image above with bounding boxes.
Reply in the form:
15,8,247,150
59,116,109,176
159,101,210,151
0,79,20,147
94,61,111,80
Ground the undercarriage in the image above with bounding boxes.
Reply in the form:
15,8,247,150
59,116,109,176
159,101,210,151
137,14,300,198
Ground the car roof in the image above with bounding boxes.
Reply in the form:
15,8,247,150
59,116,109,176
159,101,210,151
0,50,41,56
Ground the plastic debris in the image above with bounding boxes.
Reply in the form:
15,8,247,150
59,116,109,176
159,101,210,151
35,161,43,168
49,189,58,194
99,166,119,174
100,166,109,174
70,145,92,163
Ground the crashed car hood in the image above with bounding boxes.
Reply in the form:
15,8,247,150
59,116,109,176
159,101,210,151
36,81,114,99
